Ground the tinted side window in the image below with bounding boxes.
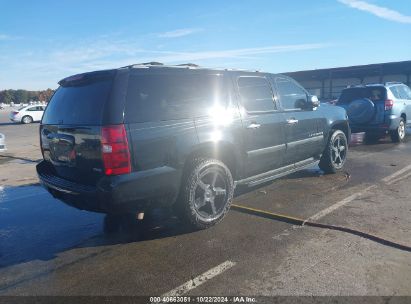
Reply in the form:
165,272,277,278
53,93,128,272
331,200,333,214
237,76,275,112
125,73,227,122
404,86,411,100
275,77,307,110
397,85,411,100
390,86,401,99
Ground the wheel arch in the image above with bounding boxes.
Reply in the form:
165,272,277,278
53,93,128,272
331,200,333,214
329,120,350,142
400,112,406,122
182,141,242,181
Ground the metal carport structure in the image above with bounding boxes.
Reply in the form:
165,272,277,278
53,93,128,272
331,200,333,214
284,60,411,101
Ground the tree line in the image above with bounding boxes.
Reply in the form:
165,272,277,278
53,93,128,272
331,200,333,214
0,89,55,104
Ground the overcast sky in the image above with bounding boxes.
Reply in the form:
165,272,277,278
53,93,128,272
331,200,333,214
1,0,410,90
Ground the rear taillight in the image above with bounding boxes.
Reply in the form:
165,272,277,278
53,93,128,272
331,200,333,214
101,125,131,176
385,99,394,111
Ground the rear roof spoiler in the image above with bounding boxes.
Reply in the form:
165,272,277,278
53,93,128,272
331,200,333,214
58,70,116,86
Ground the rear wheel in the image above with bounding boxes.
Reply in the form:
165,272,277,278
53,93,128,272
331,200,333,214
390,118,406,143
177,158,234,230
319,130,348,174
21,115,33,124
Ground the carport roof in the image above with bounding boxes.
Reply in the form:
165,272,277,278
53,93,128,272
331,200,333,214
284,60,411,81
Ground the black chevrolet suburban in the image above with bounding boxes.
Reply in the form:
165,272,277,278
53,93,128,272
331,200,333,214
37,63,350,229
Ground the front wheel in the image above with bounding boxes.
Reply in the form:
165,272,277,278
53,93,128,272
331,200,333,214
21,115,33,124
177,158,234,230
319,130,348,174
390,118,406,143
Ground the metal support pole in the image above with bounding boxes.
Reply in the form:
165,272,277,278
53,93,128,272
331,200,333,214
321,79,325,99
329,71,333,99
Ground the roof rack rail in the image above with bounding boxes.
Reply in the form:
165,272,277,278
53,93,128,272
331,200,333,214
176,63,199,67
364,83,384,86
120,62,263,73
121,62,164,68
140,61,164,66
346,84,365,88
385,81,403,85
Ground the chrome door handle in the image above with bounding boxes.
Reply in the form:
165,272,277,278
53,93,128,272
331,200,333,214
286,119,299,125
247,123,261,129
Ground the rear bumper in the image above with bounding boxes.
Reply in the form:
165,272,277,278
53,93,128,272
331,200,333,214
351,125,389,134
9,117,20,122
351,117,401,134
36,161,181,214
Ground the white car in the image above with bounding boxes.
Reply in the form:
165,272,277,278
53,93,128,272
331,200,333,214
9,105,46,124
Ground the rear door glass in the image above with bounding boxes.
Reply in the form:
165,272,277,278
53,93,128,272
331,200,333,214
42,79,113,125
397,85,411,100
404,86,411,100
390,86,402,99
125,73,227,122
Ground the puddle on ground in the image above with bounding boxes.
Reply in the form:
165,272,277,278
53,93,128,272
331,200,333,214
0,156,11,165
0,185,104,268
0,185,184,268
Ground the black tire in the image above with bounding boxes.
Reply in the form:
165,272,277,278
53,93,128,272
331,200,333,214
177,158,234,230
21,115,33,124
319,130,348,174
390,118,406,143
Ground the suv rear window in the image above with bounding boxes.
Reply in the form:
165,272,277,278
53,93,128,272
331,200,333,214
125,73,227,122
338,87,387,104
42,78,113,125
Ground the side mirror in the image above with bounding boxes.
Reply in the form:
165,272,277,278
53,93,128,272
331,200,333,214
295,98,307,109
308,95,320,109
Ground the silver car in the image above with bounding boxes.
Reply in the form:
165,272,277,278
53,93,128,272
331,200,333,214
337,82,411,142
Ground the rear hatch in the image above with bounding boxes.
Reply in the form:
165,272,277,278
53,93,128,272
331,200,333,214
337,87,386,125
40,70,126,185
